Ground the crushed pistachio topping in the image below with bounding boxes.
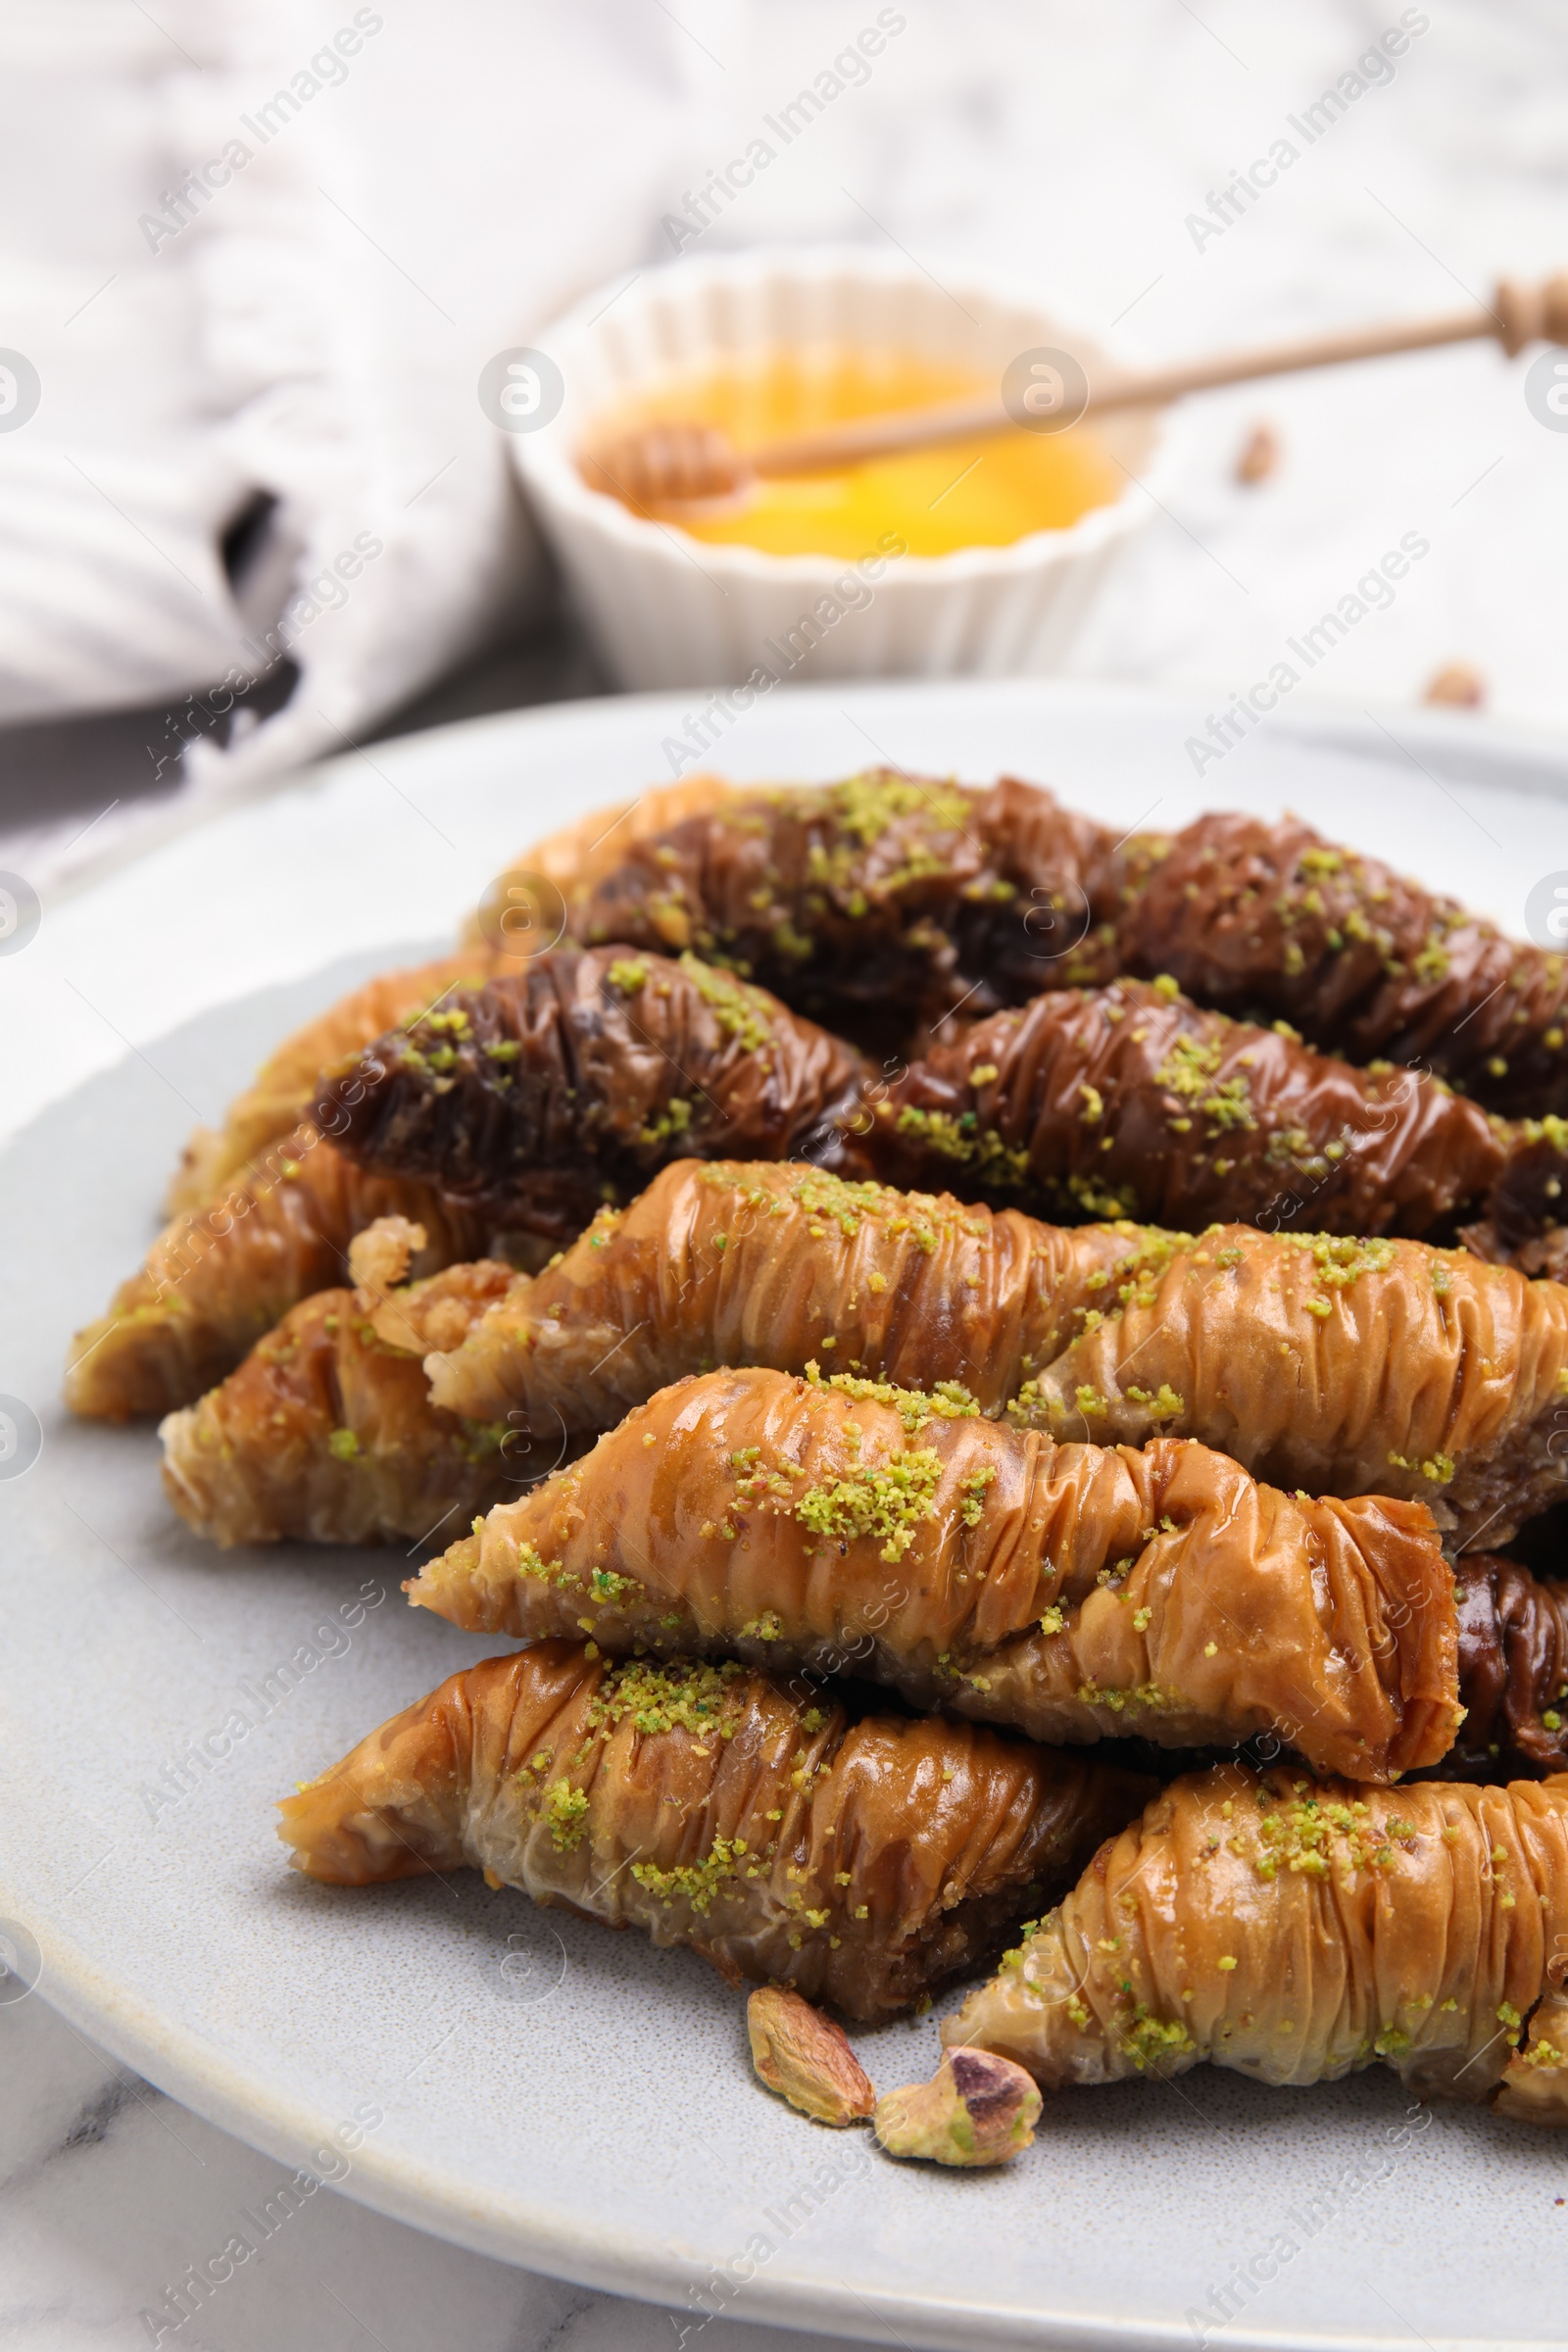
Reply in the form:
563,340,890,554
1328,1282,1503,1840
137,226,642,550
1153,1029,1258,1135
638,1096,693,1147
632,1835,749,1915
806,768,973,849
1283,1232,1398,1305
678,952,774,1051
959,1466,997,1526
1077,1679,1169,1715
1240,1788,1411,1884
1125,1382,1185,1421
797,1441,943,1564
892,1102,1032,1189
542,1779,590,1850
1115,2005,1196,2070
586,1656,750,1741
588,1566,641,1605
804,1360,978,1430
786,1167,904,1236
1386,1450,1456,1485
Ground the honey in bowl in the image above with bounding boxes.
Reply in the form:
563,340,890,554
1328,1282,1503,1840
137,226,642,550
593,345,1125,560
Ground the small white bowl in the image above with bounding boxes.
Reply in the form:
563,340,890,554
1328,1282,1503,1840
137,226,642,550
509,246,1184,691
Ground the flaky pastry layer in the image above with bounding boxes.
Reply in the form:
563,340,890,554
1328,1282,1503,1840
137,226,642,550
161,1252,515,1546
165,952,504,1216
411,1363,1455,1781
949,1763,1568,2124
318,945,867,1238
67,1127,495,1422
424,1160,1568,1547
278,1641,1152,2021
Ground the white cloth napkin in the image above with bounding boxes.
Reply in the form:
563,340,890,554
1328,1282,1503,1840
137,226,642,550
0,0,733,876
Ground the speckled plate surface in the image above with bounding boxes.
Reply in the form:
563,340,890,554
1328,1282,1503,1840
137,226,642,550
4,681,1568,2352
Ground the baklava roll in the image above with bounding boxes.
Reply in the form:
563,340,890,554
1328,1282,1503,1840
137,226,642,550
70,950,863,1425
863,977,1506,1240
278,1642,1154,2022
164,950,504,1216
169,778,732,1218
1460,1121,1568,1282
463,773,740,945
567,774,1568,1115
160,1223,519,1546
421,1158,1172,1429
570,769,1116,1027
1449,1553,1568,1777
65,1127,495,1421
1106,808,1568,1118
1011,1220,1568,1549
315,945,868,1237
410,1363,1457,1782
947,1763,1568,2124
423,1160,1568,1551
327,961,1564,1266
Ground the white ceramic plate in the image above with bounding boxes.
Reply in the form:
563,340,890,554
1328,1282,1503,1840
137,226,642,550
4,681,1568,2352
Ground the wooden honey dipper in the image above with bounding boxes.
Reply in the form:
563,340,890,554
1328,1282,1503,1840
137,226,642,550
580,270,1568,513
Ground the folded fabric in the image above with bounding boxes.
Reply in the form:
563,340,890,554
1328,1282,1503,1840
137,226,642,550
2,0,719,889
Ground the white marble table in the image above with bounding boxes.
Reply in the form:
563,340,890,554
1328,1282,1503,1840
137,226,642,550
5,2,1566,2345
0,1993,869,2352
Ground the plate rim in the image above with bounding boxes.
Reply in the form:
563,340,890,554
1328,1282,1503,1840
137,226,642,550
33,672,1568,921
16,1914,1546,2352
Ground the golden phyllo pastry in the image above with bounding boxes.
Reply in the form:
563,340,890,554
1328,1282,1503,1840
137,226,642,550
566,772,1568,1116
461,774,739,947
321,957,1564,1267
1010,1220,1568,1547
1451,1553,1568,1777
948,1763,1568,2124
409,1363,1456,1781
1102,808,1568,1119
277,1642,1153,2021
421,1158,1175,1427
423,1160,1568,1548
569,769,1107,1028
860,976,1507,1242
165,781,738,1221
160,1221,517,1545
66,1128,495,1422
73,950,868,1424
